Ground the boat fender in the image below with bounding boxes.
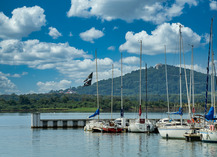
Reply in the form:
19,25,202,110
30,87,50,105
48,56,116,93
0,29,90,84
200,134,203,140
166,134,169,140
210,125,214,131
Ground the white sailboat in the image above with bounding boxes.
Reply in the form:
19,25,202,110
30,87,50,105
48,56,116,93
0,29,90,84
128,40,155,133
84,50,104,131
114,52,129,130
156,45,180,128
102,64,123,133
158,25,191,139
200,18,217,142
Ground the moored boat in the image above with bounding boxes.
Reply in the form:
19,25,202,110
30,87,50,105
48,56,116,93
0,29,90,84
84,50,102,132
128,41,155,133
158,25,191,139
200,124,217,142
102,121,122,133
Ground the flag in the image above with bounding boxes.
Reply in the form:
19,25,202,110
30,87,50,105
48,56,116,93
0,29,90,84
84,72,93,86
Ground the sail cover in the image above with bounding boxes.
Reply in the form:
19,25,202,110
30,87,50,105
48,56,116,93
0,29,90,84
84,72,93,86
89,108,100,118
120,109,124,117
205,107,216,120
139,105,142,116
172,107,183,115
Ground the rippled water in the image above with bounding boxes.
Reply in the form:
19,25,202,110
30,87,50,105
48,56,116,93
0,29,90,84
0,113,217,157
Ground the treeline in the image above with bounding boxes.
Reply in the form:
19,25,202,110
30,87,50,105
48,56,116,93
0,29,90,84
0,93,211,113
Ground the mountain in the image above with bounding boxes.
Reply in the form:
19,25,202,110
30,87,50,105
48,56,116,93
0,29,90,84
63,64,208,96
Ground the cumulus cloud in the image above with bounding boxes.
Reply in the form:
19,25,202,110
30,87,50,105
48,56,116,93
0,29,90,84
175,64,206,74
113,26,118,30
37,80,72,93
108,46,115,51
210,0,217,10
0,39,91,69
69,32,73,37
0,71,28,78
48,27,62,39
0,74,19,94
122,56,140,65
0,6,46,39
57,58,113,82
67,0,198,24
119,23,202,55
79,27,104,43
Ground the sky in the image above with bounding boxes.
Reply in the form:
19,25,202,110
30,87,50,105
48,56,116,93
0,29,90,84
0,0,217,94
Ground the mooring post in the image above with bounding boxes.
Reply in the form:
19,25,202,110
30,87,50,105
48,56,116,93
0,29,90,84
31,113,41,128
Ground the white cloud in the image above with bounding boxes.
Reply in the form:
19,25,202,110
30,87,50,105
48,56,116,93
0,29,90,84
113,26,118,30
108,46,115,51
69,32,73,37
180,64,206,74
0,71,28,78
0,6,46,39
79,27,104,43
122,56,140,65
48,27,62,39
0,74,19,94
0,39,91,69
210,0,217,10
67,0,198,24
119,23,202,55
56,58,113,81
37,80,72,93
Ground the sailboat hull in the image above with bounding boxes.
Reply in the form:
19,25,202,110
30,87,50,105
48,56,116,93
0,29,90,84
102,127,122,133
200,128,217,142
84,120,103,131
158,125,191,139
128,119,155,133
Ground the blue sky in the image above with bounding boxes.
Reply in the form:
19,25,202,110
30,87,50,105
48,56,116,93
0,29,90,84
0,0,217,94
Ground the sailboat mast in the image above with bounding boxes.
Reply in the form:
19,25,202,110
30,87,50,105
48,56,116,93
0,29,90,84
179,25,183,124
164,45,170,115
121,52,124,117
111,64,114,120
191,45,195,115
210,18,215,115
139,40,142,118
146,63,148,120
205,18,213,115
95,50,99,120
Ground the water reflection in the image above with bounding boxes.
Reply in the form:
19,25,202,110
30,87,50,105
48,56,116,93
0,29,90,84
3,113,217,157
202,143,217,157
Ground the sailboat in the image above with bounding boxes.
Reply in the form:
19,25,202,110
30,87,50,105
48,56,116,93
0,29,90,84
84,50,104,132
114,52,129,131
102,64,123,133
158,25,191,139
156,45,180,128
128,40,155,133
200,18,217,142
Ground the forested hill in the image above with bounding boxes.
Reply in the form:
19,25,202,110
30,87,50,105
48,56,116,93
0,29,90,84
59,64,208,96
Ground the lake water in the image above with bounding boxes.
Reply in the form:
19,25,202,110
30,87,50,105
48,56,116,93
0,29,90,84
0,112,217,157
